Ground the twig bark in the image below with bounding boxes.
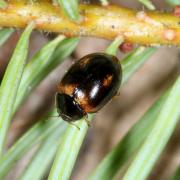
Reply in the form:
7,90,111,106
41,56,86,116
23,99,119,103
0,0,180,46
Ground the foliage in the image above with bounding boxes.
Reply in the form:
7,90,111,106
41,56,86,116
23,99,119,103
0,0,179,179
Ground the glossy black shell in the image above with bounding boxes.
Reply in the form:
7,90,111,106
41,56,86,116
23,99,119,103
56,53,122,122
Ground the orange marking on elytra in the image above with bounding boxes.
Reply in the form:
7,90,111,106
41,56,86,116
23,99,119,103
58,83,77,96
103,75,113,86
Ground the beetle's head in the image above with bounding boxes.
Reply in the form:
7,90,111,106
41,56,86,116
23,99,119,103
55,93,85,122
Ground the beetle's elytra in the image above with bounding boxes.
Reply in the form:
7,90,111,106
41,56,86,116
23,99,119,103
56,53,122,122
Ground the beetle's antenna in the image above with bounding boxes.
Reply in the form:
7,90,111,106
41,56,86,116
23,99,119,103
49,115,59,119
52,112,81,130
51,115,59,118
68,122,80,130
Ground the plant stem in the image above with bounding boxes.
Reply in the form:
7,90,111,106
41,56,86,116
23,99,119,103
0,1,180,45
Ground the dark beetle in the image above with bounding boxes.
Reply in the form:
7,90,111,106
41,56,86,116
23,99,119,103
56,53,122,122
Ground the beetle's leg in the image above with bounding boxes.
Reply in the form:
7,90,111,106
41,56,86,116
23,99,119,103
113,91,120,100
84,114,91,127
116,91,120,97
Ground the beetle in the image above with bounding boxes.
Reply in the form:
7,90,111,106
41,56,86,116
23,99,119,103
55,53,122,123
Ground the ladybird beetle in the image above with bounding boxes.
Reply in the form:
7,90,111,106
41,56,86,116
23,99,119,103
56,53,122,122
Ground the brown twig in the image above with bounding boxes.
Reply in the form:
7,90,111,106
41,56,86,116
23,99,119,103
0,0,180,46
